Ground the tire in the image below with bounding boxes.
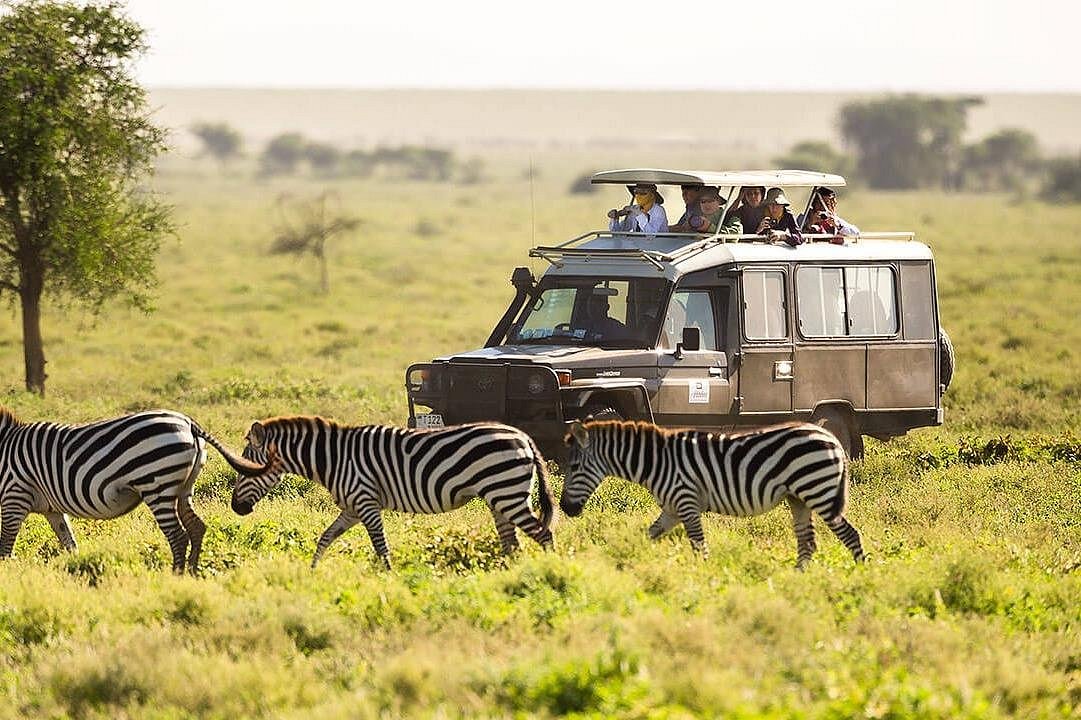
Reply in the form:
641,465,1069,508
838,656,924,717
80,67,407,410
812,406,863,461
939,328,955,392
582,402,623,422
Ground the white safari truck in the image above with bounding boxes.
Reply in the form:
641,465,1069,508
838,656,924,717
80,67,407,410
406,169,953,460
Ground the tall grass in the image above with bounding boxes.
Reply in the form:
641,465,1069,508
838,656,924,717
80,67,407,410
0,169,1078,718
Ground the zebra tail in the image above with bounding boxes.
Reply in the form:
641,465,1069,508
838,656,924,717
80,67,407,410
191,421,278,477
528,436,555,529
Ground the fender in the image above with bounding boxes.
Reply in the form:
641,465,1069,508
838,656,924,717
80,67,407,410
560,379,655,422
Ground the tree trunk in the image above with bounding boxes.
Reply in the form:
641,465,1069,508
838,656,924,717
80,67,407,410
19,277,47,396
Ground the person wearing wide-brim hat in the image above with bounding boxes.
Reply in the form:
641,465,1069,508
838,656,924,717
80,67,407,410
607,183,669,233
691,187,743,235
756,187,803,247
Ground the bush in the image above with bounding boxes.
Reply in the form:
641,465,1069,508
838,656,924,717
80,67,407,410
774,140,854,179
568,172,599,195
1043,154,1081,202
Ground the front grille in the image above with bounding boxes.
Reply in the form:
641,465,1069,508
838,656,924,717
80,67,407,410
446,365,506,422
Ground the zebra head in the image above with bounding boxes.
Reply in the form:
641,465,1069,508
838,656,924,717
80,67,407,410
560,420,607,517
231,421,283,516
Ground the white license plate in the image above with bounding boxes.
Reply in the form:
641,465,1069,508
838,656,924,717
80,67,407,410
415,413,444,429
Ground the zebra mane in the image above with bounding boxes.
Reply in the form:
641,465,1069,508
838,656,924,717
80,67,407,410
0,406,21,429
581,419,809,440
257,415,343,431
581,419,673,436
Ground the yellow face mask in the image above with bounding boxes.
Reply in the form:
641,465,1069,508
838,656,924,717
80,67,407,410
634,191,654,212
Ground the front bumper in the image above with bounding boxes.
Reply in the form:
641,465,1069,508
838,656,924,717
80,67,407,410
406,362,565,436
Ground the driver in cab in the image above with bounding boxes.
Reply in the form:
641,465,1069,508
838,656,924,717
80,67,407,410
581,292,628,339
607,183,669,233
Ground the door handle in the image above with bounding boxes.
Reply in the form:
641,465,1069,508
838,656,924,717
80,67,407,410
708,367,724,376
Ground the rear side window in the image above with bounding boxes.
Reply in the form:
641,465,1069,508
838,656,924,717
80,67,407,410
796,265,898,338
743,269,787,340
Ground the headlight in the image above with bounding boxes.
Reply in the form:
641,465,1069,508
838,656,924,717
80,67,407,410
527,373,546,395
408,366,440,393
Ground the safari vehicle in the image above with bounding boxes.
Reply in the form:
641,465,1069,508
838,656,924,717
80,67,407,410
405,169,953,460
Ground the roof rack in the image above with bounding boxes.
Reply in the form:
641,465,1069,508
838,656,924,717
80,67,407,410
528,230,919,269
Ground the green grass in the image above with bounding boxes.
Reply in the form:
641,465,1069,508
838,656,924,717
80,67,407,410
0,168,1079,718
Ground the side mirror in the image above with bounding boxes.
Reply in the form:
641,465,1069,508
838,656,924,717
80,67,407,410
675,326,701,358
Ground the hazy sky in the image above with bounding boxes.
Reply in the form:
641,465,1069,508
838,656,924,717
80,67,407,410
127,0,1078,92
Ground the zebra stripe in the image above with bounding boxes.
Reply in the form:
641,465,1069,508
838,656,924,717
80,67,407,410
231,417,554,568
0,408,273,573
560,420,864,568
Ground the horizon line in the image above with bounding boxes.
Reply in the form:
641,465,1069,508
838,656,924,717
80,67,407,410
144,85,1081,96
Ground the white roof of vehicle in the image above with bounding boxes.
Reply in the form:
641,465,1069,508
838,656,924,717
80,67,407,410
534,234,932,281
591,169,847,188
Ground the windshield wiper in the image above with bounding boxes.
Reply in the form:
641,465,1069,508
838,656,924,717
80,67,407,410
512,336,580,346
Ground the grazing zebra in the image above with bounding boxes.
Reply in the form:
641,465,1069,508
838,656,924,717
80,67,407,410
0,408,275,573
231,416,555,568
560,420,864,568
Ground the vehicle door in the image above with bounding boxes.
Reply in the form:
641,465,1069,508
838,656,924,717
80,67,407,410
791,264,874,413
736,266,794,416
653,282,733,428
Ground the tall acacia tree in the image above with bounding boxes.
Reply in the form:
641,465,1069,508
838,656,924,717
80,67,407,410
0,1,171,394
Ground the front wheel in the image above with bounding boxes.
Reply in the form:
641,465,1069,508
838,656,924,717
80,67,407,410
581,402,623,423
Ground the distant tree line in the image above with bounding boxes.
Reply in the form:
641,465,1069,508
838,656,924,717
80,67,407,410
772,95,1081,201
189,124,483,183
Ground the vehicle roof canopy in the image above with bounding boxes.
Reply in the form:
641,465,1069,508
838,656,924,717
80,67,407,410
591,169,847,188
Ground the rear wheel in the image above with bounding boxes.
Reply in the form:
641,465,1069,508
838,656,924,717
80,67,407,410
812,406,863,461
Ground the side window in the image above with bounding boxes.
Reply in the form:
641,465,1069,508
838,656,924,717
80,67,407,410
796,267,845,337
661,289,717,350
796,265,898,338
743,269,788,340
846,266,898,336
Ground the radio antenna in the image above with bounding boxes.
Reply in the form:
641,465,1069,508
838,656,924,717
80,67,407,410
529,157,536,247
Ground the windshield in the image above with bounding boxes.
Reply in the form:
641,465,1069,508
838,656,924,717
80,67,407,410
508,276,669,347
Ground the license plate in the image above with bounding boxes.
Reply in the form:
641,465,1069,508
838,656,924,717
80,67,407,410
415,413,444,429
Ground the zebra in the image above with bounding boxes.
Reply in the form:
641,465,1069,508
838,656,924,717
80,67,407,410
0,408,275,573
230,416,555,569
559,420,864,568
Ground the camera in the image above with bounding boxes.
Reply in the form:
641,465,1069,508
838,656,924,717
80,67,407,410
817,211,829,220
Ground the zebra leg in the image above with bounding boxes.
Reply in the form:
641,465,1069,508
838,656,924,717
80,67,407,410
648,508,679,540
312,511,361,569
0,494,32,558
503,500,553,550
45,512,78,552
786,496,817,570
357,502,392,569
488,506,520,555
675,503,708,557
177,495,206,574
144,495,190,574
826,516,865,563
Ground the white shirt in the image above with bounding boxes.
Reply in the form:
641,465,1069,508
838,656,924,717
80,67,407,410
609,204,669,233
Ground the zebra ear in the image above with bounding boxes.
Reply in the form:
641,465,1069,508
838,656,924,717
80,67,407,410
567,420,590,447
249,422,267,448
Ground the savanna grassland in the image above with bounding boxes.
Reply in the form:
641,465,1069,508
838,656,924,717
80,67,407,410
0,165,1079,719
